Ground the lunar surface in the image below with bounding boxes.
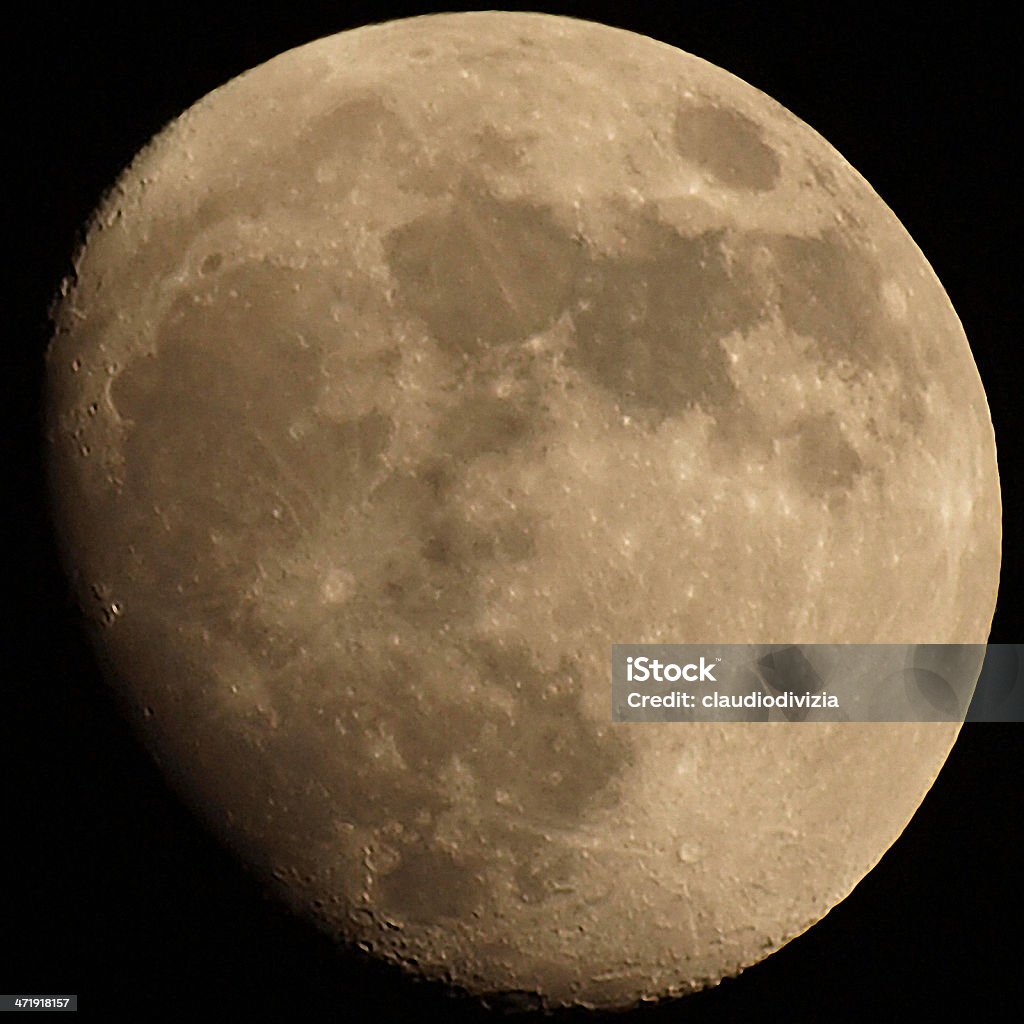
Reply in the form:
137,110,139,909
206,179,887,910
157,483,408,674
45,12,1000,1009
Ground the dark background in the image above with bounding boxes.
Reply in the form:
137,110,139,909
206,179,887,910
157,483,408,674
8,1,1020,1020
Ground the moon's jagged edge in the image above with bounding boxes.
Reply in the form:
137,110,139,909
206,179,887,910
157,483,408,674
45,12,1000,1009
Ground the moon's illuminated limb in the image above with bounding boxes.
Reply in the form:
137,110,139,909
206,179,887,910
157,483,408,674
45,12,1000,1009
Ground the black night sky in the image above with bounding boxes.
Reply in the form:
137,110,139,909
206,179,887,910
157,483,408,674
8,2,1021,1019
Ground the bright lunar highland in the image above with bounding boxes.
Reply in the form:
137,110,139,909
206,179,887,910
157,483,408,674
46,11,1000,1009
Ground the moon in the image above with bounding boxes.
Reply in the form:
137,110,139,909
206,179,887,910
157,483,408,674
44,11,1000,1010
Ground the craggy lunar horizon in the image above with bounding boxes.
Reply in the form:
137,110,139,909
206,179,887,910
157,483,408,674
45,12,1000,1010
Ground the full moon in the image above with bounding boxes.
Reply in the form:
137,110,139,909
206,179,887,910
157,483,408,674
45,11,1000,1010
